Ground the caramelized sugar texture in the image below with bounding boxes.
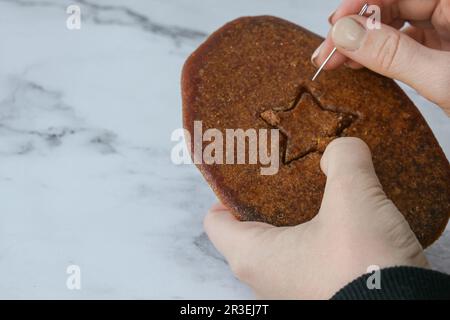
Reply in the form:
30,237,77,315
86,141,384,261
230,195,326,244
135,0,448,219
182,16,450,248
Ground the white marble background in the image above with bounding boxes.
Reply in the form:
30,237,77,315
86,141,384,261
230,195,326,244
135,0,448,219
0,0,448,299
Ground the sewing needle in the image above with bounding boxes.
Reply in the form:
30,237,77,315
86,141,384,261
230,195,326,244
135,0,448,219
311,3,369,81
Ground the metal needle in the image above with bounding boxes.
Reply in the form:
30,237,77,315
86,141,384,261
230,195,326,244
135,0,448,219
311,3,369,81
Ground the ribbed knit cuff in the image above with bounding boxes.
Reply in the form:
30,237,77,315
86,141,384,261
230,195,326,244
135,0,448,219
331,266,450,300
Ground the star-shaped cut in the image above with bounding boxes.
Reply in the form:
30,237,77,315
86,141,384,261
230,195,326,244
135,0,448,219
261,92,355,163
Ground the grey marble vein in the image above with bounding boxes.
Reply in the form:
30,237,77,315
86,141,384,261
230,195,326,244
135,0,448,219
76,0,207,41
0,0,207,43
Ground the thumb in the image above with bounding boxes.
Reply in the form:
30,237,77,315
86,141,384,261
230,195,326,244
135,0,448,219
331,15,450,112
319,137,395,219
319,138,428,268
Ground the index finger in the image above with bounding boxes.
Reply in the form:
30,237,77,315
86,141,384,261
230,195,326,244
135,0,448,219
204,203,273,264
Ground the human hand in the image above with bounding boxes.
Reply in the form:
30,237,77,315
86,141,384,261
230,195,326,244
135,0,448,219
204,138,428,299
311,0,450,116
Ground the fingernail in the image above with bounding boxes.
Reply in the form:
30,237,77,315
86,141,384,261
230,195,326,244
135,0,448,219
311,42,324,67
332,17,366,51
328,10,336,25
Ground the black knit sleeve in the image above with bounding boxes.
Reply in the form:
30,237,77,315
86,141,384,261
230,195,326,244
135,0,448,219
331,266,450,300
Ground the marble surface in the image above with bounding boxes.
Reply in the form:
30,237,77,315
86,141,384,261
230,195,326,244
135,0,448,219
0,0,449,299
